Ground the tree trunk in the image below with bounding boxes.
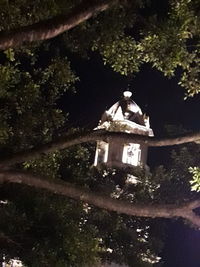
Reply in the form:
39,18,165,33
1,170,200,228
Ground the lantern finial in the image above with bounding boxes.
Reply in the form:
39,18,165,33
123,91,132,98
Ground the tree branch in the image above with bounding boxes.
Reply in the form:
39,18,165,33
0,130,200,169
0,232,21,247
0,0,116,50
0,170,200,228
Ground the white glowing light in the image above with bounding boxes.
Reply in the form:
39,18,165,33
123,91,132,98
122,143,141,166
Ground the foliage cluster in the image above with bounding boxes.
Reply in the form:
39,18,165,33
64,0,200,97
0,0,199,97
189,167,200,192
0,0,200,266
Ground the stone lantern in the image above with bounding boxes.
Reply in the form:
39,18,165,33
94,91,153,169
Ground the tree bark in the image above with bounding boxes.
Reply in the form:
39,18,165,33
0,130,200,169
0,170,200,228
0,0,116,50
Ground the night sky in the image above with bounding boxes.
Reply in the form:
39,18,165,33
60,53,200,267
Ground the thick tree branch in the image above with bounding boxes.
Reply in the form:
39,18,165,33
0,130,200,169
0,170,200,228
0,0,117,50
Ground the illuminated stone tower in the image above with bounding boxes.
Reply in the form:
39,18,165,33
94,91,153,169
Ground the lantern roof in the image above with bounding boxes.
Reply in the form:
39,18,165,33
101,91,145,126
97,90,153,137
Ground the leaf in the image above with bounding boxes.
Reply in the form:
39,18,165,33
4,48,15,62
